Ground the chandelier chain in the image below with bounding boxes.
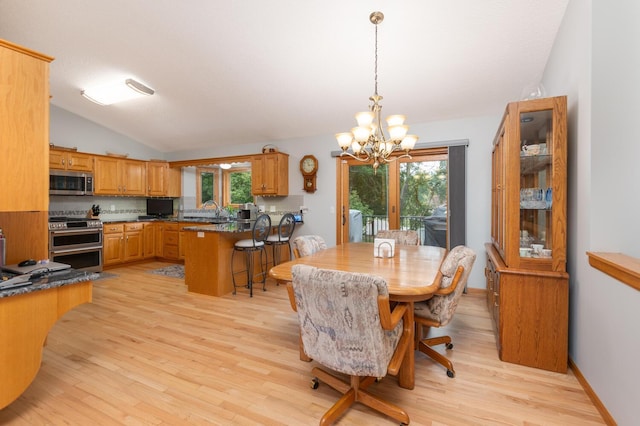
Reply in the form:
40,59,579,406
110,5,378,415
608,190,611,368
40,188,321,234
374,23,378,97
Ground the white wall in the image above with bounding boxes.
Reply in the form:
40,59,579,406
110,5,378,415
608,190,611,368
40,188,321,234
543,1,639,423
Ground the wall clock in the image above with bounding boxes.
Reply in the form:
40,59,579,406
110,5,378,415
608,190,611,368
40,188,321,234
300,155,318,193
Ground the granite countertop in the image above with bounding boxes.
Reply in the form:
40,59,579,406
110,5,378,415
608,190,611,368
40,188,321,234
182,221,260,233
0,269,98,299
102,217,235,224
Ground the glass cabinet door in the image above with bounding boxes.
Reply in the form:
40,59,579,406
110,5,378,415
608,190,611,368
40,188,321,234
519,109,553,260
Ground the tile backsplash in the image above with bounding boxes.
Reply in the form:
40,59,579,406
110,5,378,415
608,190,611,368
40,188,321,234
50,194,305,222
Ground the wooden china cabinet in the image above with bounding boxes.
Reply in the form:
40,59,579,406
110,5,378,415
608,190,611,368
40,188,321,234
485,96,569,373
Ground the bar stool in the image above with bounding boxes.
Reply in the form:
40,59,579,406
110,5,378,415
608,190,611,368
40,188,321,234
231,214,271,297
264,213,296,269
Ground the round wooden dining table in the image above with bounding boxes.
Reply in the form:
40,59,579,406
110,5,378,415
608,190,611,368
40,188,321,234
269,242,446,390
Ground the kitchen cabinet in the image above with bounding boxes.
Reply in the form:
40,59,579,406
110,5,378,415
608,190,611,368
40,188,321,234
143,222,156,259
49,149,94,172
103,223,124,266
94,156,147,196
486,96,568,373
251,152,289,196
147,161,181,197
0,40,52,263
162,222,179,260
103,222,144,266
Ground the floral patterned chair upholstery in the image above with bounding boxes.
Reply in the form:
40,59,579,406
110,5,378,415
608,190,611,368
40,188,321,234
288,264,411,425
413,245,476,378
291,235,327,258
376,229,420,246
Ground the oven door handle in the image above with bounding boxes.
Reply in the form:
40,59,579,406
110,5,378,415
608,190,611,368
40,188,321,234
50,245,103,254
50,228,102,235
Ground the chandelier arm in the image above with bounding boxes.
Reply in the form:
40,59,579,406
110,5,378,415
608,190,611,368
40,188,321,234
339,152,373,163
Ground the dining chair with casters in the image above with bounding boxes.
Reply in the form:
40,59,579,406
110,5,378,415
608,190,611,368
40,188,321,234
291,235,327,258
413,245,476,378
288,264,412,425
231,213,271,297
375,229,421,246
264,213,296,268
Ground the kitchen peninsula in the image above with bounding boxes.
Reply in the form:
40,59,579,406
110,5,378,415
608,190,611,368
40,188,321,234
184,221,275,296
0,270,96,408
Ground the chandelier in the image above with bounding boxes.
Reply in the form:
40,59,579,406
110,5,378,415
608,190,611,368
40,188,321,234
335,11,418,172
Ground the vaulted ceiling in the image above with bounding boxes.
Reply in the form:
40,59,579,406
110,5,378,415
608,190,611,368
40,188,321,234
0,0,569,153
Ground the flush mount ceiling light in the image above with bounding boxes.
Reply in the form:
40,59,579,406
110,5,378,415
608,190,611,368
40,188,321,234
335,11,418,173
81,78,154,105
219,163,232,170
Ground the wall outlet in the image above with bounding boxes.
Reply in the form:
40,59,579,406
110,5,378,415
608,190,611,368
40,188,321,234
110,205,115,211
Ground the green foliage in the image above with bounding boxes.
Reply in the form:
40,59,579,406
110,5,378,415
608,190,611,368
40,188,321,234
349,189,373,216
200,171,214,203
348,160,447,219
348,164,388,215
399,161,447,217
230,171,252,204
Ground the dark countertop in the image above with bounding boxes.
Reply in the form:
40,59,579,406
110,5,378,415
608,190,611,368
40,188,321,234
0,269,99,299
102,217,234,224
182,221,260,233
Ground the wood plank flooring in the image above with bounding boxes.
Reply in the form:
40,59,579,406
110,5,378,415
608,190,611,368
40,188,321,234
0,261,605,425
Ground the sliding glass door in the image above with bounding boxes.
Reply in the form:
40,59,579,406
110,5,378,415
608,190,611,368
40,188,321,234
337,148,450,247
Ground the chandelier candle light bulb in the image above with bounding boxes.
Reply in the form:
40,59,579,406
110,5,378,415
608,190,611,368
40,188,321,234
335,11,418,173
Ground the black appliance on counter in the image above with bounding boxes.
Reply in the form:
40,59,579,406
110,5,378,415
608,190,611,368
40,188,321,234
48,217,103,272
238,203,256,221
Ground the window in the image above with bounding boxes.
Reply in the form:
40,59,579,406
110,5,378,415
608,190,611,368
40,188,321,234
222,167,252,207
196,167,216,207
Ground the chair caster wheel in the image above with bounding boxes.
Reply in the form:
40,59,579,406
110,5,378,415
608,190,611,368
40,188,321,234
446,369,455,378
446,343,454,350
311,378,319,389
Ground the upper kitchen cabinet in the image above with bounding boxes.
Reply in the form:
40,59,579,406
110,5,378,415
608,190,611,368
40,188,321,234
49,148,94,172
0,39,53,212
251,152,289,196
147,161,181,197
94,155,147,196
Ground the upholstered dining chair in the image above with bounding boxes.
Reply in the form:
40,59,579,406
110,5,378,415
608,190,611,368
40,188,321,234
413,245,476,378
291,235,327,258
376,229,420,246
288,264,412,426
264,213,296,267
231,213,271,297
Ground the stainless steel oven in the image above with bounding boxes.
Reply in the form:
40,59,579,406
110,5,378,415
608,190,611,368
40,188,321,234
48,218,103,272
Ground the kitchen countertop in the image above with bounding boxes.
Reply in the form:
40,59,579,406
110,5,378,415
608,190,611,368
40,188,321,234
0,269,99,298
182,221,267,233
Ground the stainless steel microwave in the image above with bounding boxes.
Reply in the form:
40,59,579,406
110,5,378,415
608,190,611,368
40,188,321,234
49,170,94,195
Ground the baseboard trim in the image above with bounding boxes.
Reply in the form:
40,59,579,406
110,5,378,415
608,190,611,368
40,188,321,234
568,357,616,425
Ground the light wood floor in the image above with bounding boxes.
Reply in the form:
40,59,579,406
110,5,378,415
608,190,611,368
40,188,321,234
0,261,605,425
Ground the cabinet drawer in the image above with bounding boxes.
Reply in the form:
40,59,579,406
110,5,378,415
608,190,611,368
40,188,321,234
164,245,179,259
164,230,179,245
125,222,143,232
104,224,124,234
164,223,179,231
